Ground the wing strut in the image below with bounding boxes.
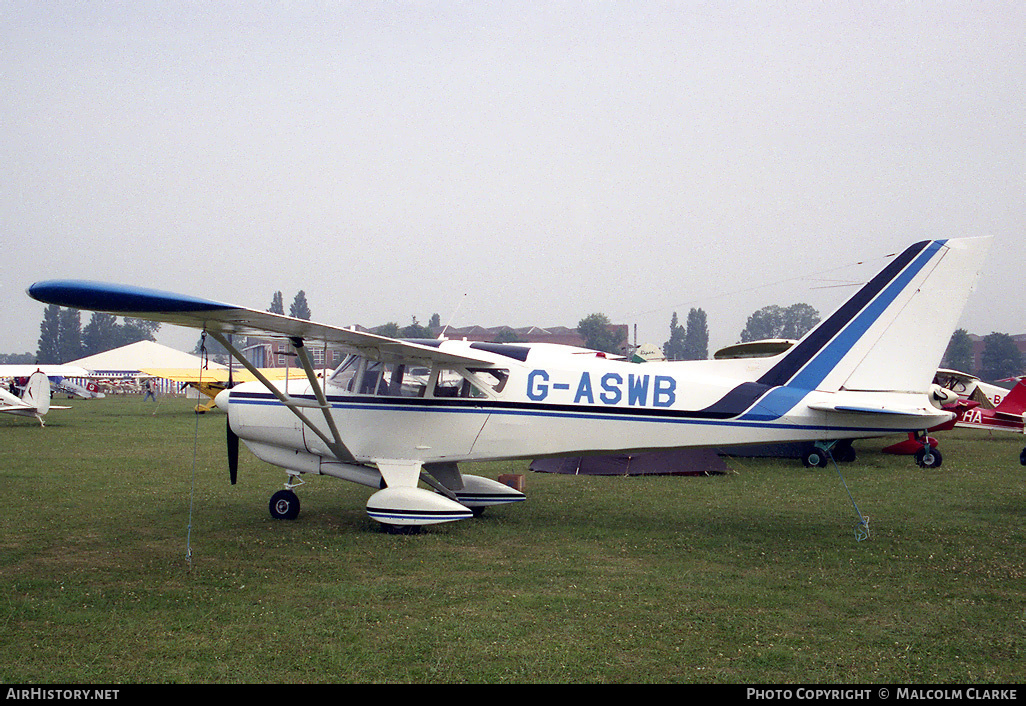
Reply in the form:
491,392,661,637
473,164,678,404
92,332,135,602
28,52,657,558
207,331,355,463
289,336,351,462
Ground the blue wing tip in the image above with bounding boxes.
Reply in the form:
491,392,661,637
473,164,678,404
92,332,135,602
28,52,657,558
28,280,234,315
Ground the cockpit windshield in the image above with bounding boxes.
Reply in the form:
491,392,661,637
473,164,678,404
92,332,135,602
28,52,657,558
329,355,361,392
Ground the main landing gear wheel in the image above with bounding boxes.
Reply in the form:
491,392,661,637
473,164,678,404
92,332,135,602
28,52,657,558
269,489,300,520
1020,447,1026,466
802,448,829,468
915,446,943,469
834,441,857,463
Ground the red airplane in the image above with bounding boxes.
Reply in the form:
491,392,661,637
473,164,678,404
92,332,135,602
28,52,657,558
884,374,1026,466
945,377,1026,465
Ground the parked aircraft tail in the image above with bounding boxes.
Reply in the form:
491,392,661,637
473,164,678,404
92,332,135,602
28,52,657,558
760,238,991,398
22,371,52,415
993,379,1026,416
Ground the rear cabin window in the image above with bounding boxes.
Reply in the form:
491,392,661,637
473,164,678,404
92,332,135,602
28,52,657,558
359,362,425,397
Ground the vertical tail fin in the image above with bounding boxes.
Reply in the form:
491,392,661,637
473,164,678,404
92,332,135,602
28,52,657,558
23,371,51,415
760,237,992,395
994,380,1026,415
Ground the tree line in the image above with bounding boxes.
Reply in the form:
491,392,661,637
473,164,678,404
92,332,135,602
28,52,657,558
34,305,161,365
943,329,1023,382
578,303,822,361
662,303,822,361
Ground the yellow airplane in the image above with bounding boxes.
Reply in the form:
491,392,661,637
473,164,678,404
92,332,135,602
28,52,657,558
141,367,315,413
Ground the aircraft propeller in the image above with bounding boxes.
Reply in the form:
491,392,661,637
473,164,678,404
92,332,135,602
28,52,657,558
226,343,237,484
227,417,239,484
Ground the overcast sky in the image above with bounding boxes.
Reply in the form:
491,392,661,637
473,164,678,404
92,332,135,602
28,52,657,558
2,1,1023,359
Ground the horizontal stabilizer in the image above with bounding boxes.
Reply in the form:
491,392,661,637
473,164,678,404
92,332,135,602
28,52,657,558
808,392,954,425
809,403,916,416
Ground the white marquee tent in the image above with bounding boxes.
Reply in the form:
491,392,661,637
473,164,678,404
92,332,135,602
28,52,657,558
68,340,224,375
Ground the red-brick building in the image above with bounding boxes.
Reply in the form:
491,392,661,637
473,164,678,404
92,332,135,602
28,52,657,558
966,333,1026,375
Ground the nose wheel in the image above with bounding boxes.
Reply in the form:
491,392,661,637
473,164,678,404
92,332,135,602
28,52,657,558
269,489,300,520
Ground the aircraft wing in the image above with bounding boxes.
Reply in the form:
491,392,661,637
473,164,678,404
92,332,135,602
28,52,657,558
28,280,494,368
935,368,980,384
139,368,232,384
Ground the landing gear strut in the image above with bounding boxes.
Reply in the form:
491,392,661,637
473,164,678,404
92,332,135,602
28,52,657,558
914,437,943,468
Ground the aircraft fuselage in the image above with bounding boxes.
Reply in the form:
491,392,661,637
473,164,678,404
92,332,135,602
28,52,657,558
224,340,951,479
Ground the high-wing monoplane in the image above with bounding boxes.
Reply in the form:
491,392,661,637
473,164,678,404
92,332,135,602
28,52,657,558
28,237,992,530
0,370,70,426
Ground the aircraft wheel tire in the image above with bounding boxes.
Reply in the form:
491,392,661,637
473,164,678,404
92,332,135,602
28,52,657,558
1020,447,1026,466
915,447,943,469
835,442,857,463
802,449,829,468
380,523,422,535
269,489,300,520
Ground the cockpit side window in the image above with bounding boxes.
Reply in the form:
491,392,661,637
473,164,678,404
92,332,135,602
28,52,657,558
432,368,508,398
358,361,426,397
330,357,505,400
468,368,509,393
433,369,469,398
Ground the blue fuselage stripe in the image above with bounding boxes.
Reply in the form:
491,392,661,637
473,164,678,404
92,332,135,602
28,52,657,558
738,240,946,421
789,240,945,391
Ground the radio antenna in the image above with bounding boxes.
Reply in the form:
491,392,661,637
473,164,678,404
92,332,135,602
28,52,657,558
439,293,467,339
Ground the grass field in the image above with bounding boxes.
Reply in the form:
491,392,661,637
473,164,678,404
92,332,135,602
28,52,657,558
1,395,1023,684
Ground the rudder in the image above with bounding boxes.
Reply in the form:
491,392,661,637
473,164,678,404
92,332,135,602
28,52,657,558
23,371,51,415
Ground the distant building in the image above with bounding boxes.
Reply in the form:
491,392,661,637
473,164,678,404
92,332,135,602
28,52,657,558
967,333,1026,373
242,339,345,370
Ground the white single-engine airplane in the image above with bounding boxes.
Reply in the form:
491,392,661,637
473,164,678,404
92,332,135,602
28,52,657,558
0,370,69,426
28,237,991,530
